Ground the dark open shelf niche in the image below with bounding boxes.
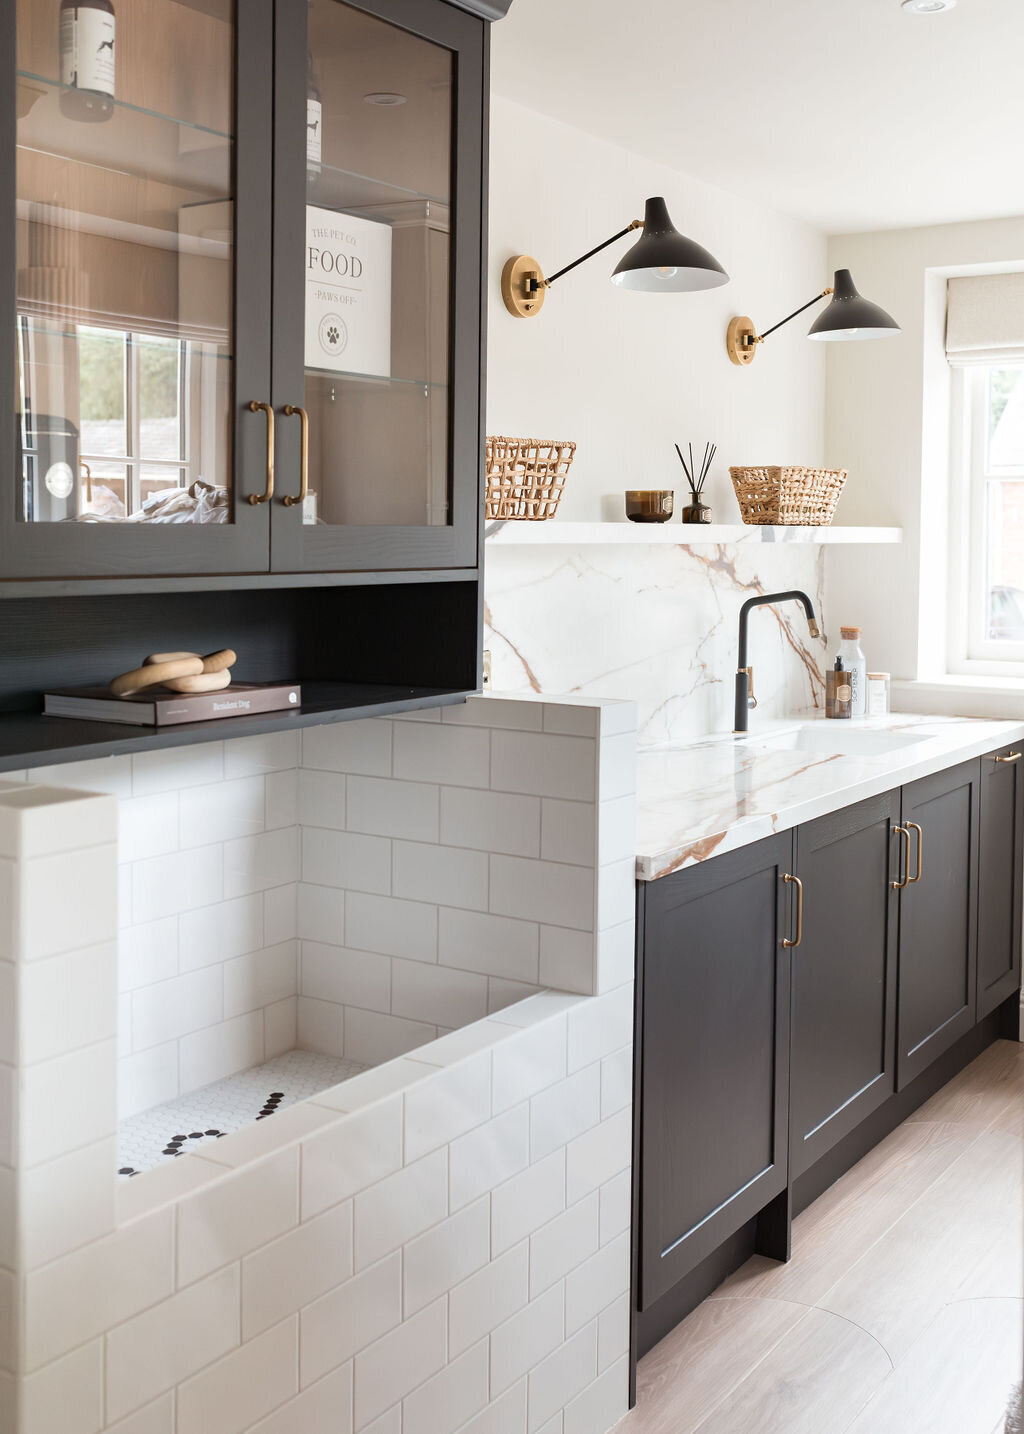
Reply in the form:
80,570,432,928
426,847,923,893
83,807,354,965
0,579,480,773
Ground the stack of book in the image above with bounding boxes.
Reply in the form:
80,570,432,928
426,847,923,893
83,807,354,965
44,683,302,727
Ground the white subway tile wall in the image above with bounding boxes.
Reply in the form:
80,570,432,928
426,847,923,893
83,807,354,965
24,734,302,1121
296,696,637,1064
1,695,635,1434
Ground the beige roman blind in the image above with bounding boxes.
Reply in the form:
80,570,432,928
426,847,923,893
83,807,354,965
946,272,1024,365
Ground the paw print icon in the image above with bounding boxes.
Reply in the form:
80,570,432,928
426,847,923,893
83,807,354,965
318,313,349,359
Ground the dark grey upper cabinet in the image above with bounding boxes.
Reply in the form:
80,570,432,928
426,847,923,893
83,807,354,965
637,832,793,1311
1,0,487,582
977,745,1024,1020
790,792,900,1178
270,0,483,573
446,0,513,18
3,0,275,578
897,759,980,1088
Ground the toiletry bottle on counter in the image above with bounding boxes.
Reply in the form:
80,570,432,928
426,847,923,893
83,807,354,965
837,626,866,717
826,658,852,719
867,672,890,716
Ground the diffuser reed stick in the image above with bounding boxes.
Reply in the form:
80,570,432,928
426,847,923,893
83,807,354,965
674,441,716,499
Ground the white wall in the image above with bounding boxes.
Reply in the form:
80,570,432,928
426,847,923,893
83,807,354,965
824,216,1024,687
483,96,832,741
486,96,827,522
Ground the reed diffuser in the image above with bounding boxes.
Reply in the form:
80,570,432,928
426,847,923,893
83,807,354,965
675,442,715,524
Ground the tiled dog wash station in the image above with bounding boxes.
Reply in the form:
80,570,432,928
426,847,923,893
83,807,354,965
0,695,636,1434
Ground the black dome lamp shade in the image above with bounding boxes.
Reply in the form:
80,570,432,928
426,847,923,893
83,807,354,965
500,195,728,318
806,268,901,341
610,198,729,293
726,267,900,366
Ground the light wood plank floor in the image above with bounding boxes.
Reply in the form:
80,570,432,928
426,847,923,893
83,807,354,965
624,1039,1024,1434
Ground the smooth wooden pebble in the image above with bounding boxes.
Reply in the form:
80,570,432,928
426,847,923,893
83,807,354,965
143,651,199,666
162,669,233,694
201,649,236,674
110,655,204,697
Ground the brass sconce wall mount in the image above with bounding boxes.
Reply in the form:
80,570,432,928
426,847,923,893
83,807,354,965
726,269,899,366
500,198,727,319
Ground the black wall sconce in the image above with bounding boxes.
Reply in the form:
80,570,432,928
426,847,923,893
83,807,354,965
501,196,729,318
726,268,900,366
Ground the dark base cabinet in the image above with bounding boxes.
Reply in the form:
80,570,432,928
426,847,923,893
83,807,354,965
790,791,900,1177
897,760,979,1088
978,746,1024,1019
636,833,793,1313
632,747,1023,1378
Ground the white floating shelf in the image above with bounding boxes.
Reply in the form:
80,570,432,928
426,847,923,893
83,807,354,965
485,523,903,547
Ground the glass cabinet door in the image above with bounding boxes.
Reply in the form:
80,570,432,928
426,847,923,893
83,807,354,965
270,0,484,572
0,0,274,578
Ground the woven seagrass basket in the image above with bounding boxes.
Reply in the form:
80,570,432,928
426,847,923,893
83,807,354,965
730,466,847,526
485,436,576,520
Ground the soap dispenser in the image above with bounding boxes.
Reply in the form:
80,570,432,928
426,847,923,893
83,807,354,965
826,657,852,719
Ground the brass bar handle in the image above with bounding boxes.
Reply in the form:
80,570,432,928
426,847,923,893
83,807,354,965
282,405,309,507
782,873,803,949
247,401,275,505
906,821,923,883
892,825,911,890
995,751,1022,763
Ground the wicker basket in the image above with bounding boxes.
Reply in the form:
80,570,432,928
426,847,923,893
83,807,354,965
485,436,576,521
730,466,847,526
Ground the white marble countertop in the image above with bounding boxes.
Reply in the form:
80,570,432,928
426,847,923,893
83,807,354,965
636,712,1024,881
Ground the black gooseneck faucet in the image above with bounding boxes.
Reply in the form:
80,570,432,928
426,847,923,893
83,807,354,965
734,591,820,734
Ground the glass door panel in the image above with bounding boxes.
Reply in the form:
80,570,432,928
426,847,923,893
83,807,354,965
2,0,273,576
271,0,483,572
306,0,450,528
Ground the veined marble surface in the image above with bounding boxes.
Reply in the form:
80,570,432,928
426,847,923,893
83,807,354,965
485,540,829,749
636,712,1024,881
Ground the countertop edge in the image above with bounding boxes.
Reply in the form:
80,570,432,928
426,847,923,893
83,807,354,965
636,717,1024,882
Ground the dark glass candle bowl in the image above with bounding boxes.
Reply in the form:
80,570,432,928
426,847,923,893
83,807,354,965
625,490,674,523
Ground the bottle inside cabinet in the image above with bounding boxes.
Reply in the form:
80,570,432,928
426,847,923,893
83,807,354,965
14,0,236,526
301,0,453,529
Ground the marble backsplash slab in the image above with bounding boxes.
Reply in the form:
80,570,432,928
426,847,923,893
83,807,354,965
485,537,829,748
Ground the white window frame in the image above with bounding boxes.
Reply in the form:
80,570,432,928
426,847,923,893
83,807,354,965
78,327,191,516
947,363,1024,678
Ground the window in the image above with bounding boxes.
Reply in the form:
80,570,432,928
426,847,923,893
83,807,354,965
16,319,200,522
73,325,189,519
950,364,1024,673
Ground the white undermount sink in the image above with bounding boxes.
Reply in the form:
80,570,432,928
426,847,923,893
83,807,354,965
748,725,930,757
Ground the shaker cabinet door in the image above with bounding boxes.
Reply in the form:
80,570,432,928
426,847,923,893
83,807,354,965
1,0,275,578
269,0,484,573
790,792,899,1178
637,832,793,1311
977,745,1024,1020
897,760,980,1088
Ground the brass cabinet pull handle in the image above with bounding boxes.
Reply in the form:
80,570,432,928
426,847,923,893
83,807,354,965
282,405,309,507
782,873,803,948
247,401,275,504
892,825,911,890
995,751,1022,763
906,821,923,883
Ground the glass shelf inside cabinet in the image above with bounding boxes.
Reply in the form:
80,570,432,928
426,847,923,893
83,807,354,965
17,72,231,195
305,368,446,390
310,162,449,230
